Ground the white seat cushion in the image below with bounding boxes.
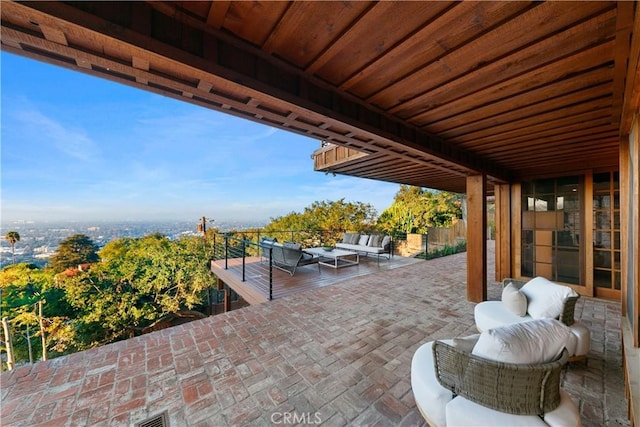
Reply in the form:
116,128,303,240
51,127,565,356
445,389,580,427
411,341,453,427
446,395,547,426
475,300,533,332
543,389,582,426
569,320,590,357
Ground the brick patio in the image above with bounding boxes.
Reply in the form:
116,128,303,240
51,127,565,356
0,242,629,426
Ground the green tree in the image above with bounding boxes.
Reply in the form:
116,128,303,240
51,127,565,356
378,185,463,234
0,263,76,367
49,234,99,273
264,199,377,245
61,234,215,347
4,231,20,264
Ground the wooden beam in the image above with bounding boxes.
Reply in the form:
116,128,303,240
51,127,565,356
466,174,487,302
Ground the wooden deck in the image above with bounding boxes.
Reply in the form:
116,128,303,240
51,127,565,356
211,253,422,305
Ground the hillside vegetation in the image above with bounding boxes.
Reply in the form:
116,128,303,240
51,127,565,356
1,186,463,367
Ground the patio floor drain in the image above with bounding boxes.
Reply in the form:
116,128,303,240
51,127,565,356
134,411,169,427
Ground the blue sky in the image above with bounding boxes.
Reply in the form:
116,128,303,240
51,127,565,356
1,52,400,224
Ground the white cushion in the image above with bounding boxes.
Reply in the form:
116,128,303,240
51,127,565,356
474,302,585,357
411,341,453,427
472,318,570,364
446,395,547,426
445,390,580,427
569,320,591,357
542,389,582,426
367,235,380,247
450,334,480,353
358,234,370,246
475,301,533,332
520,277,578,319
502,283,527,317
380,235,391,248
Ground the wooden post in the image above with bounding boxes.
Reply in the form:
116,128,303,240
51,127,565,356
224,289,231,313
2,317,15,370
39,300,46,361
494,184,512,281
467,175,487,302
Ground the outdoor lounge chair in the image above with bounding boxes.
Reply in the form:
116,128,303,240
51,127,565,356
411,319,581,426
474,277,590,360
260,239,320,276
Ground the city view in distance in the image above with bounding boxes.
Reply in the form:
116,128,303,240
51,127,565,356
0,219,267,268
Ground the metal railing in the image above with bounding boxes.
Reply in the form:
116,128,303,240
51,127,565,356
210,229,400,300
211,234,276,299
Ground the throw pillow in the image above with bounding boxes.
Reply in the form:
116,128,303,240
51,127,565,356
368,235,380,247
520,276,578,319
471,318,570,364
501,283,527,317
380,235,391,249
358,235,370,246
349,233,360,244
283,241,301,250
450,334,480,353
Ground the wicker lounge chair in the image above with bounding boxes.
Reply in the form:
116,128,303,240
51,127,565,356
432,341,567,415
411,320,581,426
474,277,590,360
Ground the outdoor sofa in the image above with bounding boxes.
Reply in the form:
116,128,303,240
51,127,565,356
335,232,392,263
260,238,320,276
474,277,590,360
411,319,581,427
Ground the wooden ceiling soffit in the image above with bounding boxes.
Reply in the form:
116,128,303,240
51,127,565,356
619,1,640,134
1,1,511,184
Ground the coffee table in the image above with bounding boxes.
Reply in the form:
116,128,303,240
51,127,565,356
304,247,359,269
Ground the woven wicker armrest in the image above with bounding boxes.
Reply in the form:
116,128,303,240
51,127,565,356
432,340,568,415
502,278,578,326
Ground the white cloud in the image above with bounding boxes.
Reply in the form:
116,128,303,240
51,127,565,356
13,108,100,162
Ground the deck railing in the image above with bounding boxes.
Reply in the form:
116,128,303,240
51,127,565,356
210,229,405,301
212,234,276,299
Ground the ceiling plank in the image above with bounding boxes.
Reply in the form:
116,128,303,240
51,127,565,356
368,2,613,110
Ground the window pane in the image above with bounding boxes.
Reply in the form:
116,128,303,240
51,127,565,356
595,212,611,229
594,194,610,209
522,181,534,194
535,195,553,211
557,176,579,193
593,172,610,189
536,179,554,193
594,270,611,288
557,244,580,284
595,231,611,249
594,250,611,268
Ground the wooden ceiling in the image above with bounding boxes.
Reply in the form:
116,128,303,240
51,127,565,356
2,1,639,193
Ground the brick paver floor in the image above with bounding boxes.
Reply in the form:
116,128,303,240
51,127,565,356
1,242,629,426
